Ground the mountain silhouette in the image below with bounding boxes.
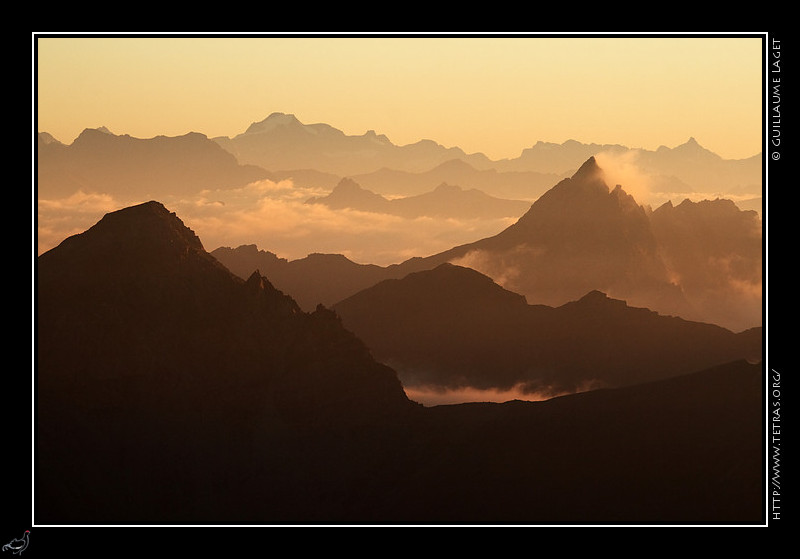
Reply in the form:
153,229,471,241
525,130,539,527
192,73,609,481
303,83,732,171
36,202,763,524
349,157,564,200
37,201,414,522
503,138,630,174
333,263,762,395
305,177,531,219
306,177,392,212
38,200,411,418
210,114,760,196
384,157,692,316
210,244,390,312
212,156,762,330
637,137,762,194
37,128,271,199
391,358,762,524
496,137,761,196
212,112,494,176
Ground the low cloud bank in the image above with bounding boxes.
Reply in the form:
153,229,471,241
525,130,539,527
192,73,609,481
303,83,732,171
36,179,516,266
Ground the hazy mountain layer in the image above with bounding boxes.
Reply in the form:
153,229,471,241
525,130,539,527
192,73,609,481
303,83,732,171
650,197,763,330
386,157,762,331
213,156,762,330
305,178,531,220
37,128,272,199
213,112,495,176
348,158,564,200
496,137,762,196
210,113,761,197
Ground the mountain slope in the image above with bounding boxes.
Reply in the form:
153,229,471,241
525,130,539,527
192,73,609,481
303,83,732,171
333,263,762,395
389,157,690,315
37,201,414,523
651,198,763,331
389,359,762,524
38,200,411,419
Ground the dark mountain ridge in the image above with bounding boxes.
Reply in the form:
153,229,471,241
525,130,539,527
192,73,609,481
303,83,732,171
38,200,411,415
333,263,762,395
35,202,763,524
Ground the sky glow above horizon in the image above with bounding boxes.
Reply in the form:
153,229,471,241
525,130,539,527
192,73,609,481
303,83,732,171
35,34,765,161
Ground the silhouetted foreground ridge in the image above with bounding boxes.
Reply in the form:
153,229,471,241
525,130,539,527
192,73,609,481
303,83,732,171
36,202,763,524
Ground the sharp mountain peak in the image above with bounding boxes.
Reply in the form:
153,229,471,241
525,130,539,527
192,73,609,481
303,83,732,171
571,156,604,181
44,200,207,260
244,112,304,134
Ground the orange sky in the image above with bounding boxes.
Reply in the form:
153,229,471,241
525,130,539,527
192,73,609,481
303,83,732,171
34,33,765,161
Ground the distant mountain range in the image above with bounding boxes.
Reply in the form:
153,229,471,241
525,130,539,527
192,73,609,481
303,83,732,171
347,158,564,200
212,112,496,177
333,263,761,395
37,128,271,200
35,200,763,524
497,137,761,192
210,112,762,196
37,114,762,222
214,156,762,331
305,177,532,220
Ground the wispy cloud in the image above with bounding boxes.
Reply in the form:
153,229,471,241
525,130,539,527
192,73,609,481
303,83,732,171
594,150,654,205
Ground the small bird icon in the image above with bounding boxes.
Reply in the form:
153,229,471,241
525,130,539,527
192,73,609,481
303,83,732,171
2,531,29,555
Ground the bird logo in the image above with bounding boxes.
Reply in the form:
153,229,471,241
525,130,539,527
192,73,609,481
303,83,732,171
2,531,29,555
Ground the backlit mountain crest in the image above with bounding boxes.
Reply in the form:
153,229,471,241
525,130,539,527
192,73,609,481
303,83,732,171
243,112,305,134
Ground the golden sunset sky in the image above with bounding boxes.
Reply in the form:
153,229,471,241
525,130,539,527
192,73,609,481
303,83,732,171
35,34,764,161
